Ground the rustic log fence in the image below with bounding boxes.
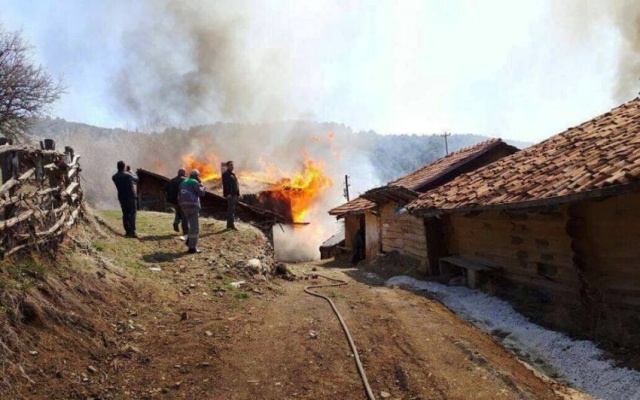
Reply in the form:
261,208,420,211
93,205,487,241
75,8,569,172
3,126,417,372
0,138,83,258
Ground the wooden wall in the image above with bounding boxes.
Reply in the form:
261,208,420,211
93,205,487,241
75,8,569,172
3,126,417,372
571,193,640,310
365,212,381,260
381,202,428,269
343,215,361,250
137,173,167,211
445,207,579,296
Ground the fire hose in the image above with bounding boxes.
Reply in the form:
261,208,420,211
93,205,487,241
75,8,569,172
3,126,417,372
303,272,376,400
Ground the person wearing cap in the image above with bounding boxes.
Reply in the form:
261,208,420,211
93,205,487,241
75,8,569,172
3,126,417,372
222,160,240,230
112,160,139,238
178,170,206,254
166,168,188,235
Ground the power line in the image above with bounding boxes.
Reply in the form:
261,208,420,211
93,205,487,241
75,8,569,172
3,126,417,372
344,175,350,201
441,131,451,155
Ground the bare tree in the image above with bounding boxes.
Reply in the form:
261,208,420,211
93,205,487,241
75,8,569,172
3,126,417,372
0,25,64,142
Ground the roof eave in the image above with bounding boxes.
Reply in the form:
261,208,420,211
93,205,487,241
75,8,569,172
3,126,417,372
362,185,419,205
409,181,640,217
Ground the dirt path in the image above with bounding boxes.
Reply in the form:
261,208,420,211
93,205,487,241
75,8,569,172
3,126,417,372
7,212,583,399
202,262,577,400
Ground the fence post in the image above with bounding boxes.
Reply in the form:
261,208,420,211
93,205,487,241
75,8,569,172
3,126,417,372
64,146,74,164
0,138,13,184
43,139,55,150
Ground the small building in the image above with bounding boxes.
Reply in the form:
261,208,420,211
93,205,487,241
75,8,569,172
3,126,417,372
329,139,518,273
319,229,345,260
407,99,640,344
136,169,289,239
328,196,377,260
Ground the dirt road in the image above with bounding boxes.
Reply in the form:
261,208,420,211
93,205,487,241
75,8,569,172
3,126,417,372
202,261,575,400
7,212,582,399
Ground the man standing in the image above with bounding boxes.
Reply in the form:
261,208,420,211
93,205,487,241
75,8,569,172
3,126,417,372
166,168,188,235
178,170,206,254
112,160,138,238
222,160,239,230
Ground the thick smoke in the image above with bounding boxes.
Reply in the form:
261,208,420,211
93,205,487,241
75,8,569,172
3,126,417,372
555,1,640,101
34,0,384,261
112,0,290,126
609,1,640,101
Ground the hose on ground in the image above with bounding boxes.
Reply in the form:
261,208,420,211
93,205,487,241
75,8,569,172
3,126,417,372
303,271,376,400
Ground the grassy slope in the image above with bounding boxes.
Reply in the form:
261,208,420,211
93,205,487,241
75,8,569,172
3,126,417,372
0,210,280,398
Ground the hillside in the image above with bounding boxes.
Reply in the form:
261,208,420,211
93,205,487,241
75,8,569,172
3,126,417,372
0,210,580,399
27,118,531,208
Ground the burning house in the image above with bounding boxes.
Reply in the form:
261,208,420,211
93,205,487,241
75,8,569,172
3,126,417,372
136,153,333,254
136,169,290,239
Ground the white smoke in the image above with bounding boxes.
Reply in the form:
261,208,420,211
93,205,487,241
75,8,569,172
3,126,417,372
553,0,640,102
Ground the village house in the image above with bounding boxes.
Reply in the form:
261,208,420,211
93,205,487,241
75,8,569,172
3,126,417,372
328,139,518,273
406,99,640,344
136,169,288,242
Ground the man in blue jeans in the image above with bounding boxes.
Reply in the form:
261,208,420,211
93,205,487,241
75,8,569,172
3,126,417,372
222,160,239,230
112,160,138,238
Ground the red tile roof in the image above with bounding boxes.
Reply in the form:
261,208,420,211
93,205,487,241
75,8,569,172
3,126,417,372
328,197,376,218
408,99,640,214
389,138,509,191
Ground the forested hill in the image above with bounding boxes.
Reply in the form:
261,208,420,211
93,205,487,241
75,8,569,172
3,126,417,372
27,117,531,206
353,130,530,183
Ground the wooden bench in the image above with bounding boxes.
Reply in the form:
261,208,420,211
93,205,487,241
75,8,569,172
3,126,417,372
439,256,494,289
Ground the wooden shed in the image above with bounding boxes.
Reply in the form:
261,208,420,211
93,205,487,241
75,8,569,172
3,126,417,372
319,230,345,260
360,139,518,274
328,197,377,260
407,99,640,345
136,169,289,237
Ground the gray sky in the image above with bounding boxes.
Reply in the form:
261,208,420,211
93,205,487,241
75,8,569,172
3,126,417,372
3,0,635,142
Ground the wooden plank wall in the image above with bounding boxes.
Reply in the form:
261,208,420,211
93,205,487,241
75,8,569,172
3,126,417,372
572,193,640,310
381,202,428,263
137,174,167,211
445,207,579,296
365,212,380,260
344,215,360,250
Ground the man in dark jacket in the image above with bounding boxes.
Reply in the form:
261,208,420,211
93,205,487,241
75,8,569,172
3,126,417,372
166,168,188,234
178,170,206,254
112,160,138,238
222,160,240,230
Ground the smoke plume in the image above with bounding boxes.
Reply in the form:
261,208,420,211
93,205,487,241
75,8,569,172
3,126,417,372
555,1,640,102
609,1,640,101
112,0,290,126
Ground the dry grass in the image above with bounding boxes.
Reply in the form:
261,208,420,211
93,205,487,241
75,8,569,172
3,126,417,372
0,207,279,397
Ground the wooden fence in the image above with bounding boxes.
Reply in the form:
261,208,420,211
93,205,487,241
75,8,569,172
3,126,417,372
0,138,83,258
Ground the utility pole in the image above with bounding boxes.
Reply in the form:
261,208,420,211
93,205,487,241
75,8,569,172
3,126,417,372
344,175,350,201
441,131,451,155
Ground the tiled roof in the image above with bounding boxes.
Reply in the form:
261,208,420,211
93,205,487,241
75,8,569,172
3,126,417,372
328,197,376,218
408,99,640,214
389,138,508,191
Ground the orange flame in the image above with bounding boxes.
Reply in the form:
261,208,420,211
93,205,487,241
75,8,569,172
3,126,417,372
262,153,333,222
179,151,332,223
182,154,220,182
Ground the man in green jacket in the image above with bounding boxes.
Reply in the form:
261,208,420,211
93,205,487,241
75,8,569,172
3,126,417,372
178,170,206,254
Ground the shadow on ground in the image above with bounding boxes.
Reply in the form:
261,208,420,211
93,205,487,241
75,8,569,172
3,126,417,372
142,252,189,263
139,234,177,242
313,256,387,286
